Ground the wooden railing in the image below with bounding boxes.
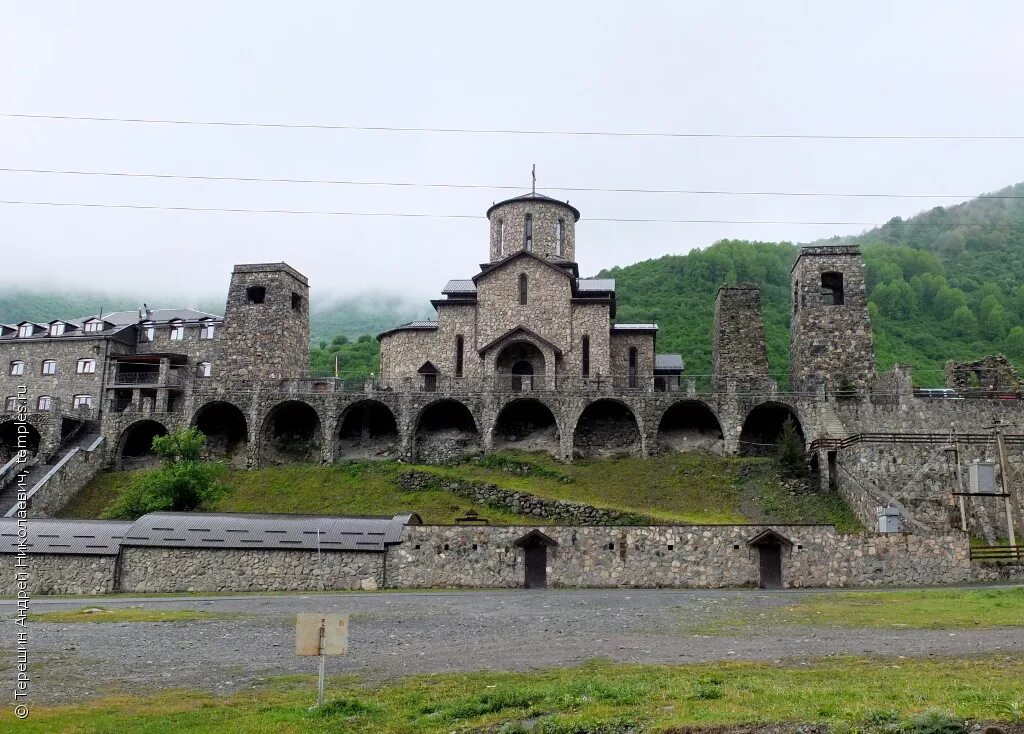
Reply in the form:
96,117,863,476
970,545,1023,562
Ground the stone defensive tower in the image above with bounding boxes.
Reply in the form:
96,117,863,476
713,283,770,392
789,245,875,393
486,193,580,263
217,263,310,380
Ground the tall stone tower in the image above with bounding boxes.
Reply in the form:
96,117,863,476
713,283,770,391
789,245,875,393
217,263,310,380
485,193,580,263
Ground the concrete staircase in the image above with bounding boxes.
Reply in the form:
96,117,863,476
0,430,101,516
819,402,850,440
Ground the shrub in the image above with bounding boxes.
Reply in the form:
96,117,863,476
776,417,808,479
902,711,966,734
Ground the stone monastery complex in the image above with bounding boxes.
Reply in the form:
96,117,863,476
1,191,1022,593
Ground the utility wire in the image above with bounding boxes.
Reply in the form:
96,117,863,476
1,166,1019,200
0,198,988,226
2,113,1023,141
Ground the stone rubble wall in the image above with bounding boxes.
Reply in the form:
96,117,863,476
21,438,107,518
713,285,770,392
117,546,384,593
0,553,117,595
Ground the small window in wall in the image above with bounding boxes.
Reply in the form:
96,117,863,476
582,335,590,377
455,335,464,377
556,218,565,256
84,320,103,333
291,292,304,311
793,281,799,314
246,285,266,304
524,214,533,251
37,396,52,411
497,219,504,256
200,321,216,339
140,321,155,342
9,361,24,376
49,322,65,337
77,358,96,374
196,361,212,378
72,394,92,409
41,360,56,375
821,272,844,305
519,274,528,305
17,324,33,338
423,373,437,392
628,347,639,388
169,320,185,340
4,396,18,411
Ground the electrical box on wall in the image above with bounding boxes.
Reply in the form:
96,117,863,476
968,461,997,494
876,506,901,533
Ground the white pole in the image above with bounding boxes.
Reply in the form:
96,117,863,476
317,620,326,707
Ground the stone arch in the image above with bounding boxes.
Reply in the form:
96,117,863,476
495,341,546,392
492,398,560,457
414,399,481,463
657,400,725,454
573,399,641,459
192,401,249,466
336,400,399,460
0,420,42,464
118,419,169,469
739,402,804,457
260,400,323,465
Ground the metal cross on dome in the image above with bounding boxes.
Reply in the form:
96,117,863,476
531,164,536,194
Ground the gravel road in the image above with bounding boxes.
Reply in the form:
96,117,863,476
3,587,1023,704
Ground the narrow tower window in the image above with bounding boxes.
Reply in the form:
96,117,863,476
628,347,639,389
455,335,464,377
793,281,799,314
556,218,565,256
246,286,266,304
821,272,844,305
582,335,590,377
497,219,504,256
519,273,528,305
524,214,533,251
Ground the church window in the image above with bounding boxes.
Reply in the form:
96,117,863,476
524,214,533,251
519,274,528,305
582,335,590,377
821,272,844,305
556,218,565,256
455,335,464,377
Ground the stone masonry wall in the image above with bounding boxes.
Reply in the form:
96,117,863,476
117,546,385,593
22,438,107,518
488,199,577,263
713,284,770,392
0,554,117,595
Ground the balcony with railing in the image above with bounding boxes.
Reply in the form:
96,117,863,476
109,369,185,388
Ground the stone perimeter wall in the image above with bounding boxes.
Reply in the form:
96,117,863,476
5,525,1021,596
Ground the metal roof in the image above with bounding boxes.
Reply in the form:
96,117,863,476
577,278,615,292
0,518,133,555
655,354,684,371
120,512,418,552
0,308,223,341
377,320,439,339
442,279,478,295
485,192,581,221
612,323,659,331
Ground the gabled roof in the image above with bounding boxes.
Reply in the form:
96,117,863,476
655,354,684,372
442,279,477,296
377,320,439,340
486,192,581,221
103,308,223,325
746,528,794,547
0,518,133,555
577,278,615,293
477,325,563,357
513,529,559,548
472,249,576,285
417,361,439,374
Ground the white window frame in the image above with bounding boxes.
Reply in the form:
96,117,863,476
196,361,212,378
9,361,24,376
77,358,96,374
49,322,65,337
200,322,216,340
84,320,103,333
4,396,17,411
169,320,185,341
140,322,155,342
72,394,92,409
17,324,33,338
37,396,52,411
41,360,57,376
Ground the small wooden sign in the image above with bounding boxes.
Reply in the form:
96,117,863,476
296,614,349,656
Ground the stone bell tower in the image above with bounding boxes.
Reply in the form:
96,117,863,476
485,193,580,264
789,245,875,393
217,263,310,381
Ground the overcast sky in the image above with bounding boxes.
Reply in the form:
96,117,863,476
2,1,1023,306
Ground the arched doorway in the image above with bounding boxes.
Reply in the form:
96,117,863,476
657,401,724,454
496,342,545,392
260,401,322,465
337,400,399,460
492,399,560,456
514,530,558,589
193,401,249,467
572,400,640,459
739,403,804,457
119,420,168,469
0,421,41,465
414,400,480,463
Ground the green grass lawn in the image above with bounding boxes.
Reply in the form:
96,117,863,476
29,606,245,624
62,451,861,530
6,656,1023,733
692,587,1024,634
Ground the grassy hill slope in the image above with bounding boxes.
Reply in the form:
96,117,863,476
61,452,861,530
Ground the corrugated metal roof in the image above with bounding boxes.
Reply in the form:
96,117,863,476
442,279,477,295
577,278,615,292
120,512,417,552
612,323,659,331
0,519,133,555
655,354,685,371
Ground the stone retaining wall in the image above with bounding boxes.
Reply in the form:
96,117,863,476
0,554,116,595
398,470,650,525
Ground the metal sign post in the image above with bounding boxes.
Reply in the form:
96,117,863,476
296,614,349,709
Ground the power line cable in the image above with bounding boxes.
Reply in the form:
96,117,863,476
0,198,986,226
2,112,1023,141
0,166,1018,200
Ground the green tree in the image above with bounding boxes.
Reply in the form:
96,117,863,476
102,429,226,520
933,287,968,318
776,418,808,479
872,279,916,319
1006,326,1024,358
983,304,1010,340
951,305,979,338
